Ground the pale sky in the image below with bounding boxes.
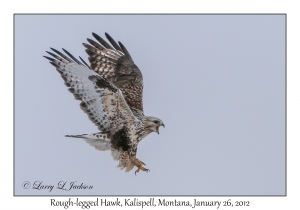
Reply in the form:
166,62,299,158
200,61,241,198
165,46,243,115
15,14,285,195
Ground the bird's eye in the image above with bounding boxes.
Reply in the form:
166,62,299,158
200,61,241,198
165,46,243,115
153,120,159,124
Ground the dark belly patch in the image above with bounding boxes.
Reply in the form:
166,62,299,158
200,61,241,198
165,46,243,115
111,127,130,151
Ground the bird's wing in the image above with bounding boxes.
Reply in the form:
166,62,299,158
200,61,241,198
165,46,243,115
82,32,144,115
44,48,136,132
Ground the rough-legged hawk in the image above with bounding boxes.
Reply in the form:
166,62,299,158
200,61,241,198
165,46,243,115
44,32,165,174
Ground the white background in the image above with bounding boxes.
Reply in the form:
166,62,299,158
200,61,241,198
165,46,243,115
2,0,300,209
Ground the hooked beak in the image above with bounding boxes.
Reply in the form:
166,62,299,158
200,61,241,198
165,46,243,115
156,123,165,135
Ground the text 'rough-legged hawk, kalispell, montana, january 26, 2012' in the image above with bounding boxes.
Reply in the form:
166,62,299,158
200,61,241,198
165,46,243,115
44,32,165,175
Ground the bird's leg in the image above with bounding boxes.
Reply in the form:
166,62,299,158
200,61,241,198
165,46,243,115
130,157,150,175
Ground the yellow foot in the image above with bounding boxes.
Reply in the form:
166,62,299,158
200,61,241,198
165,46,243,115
135,166,150,175
135,159,146,166
130,157,149,175
130,158,146,166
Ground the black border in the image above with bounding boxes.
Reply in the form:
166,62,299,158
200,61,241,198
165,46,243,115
13,13,287,197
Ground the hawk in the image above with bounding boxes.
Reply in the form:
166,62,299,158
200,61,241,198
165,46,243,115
44,32,165,174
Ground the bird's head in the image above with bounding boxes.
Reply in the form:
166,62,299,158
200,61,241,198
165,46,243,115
144,116,165,135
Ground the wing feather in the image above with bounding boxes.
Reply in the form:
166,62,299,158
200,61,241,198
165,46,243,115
104,32,123,52
44,48,135,132
92,32,113,50
83,32,144,114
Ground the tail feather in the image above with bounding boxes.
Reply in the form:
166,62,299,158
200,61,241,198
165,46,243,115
84,139,111,151
65,134,87,138
65,133,108,139
66,132,111,151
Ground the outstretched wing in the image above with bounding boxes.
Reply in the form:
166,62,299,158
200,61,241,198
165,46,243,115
44,48,136,132
82,32,144,115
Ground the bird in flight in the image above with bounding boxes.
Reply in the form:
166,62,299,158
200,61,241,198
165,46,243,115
44,32,165,174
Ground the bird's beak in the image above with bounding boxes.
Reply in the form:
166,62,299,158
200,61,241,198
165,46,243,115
156,123,165,135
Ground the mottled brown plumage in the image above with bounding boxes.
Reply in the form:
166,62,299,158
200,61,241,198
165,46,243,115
44,32,164,174
83,32,144,113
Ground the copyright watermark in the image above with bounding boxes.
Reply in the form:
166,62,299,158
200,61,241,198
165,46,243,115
22,181,31,189
21,181,93,192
